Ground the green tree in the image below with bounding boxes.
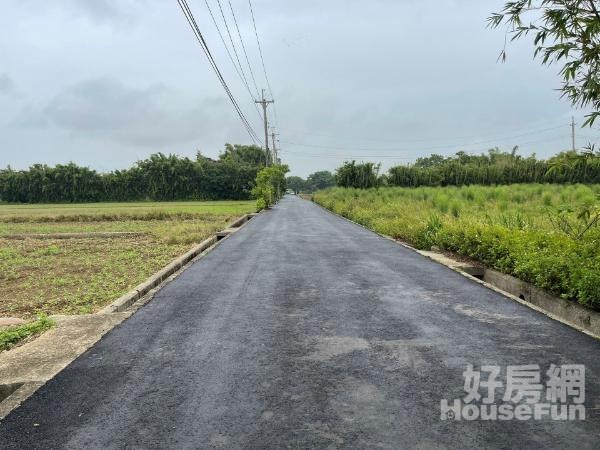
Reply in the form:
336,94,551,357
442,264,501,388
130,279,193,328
0,145,269,203
219,144,267,166
252,165,289,210
335,161,380,189
286,176,306,194
489,1,600,126
384,148,600,187
306,171,335,192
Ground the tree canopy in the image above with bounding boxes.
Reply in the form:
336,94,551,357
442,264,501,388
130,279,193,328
285,176,306,194
335,161,381,189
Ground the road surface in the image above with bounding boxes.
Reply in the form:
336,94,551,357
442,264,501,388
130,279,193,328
0,195,599,449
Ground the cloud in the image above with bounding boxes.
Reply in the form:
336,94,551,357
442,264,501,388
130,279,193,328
1,0,582,175
41,78,231,147
64,0,122,21
17,0,149,25
0,74,16,95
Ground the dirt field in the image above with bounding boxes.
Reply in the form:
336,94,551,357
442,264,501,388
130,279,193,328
0,201,255,318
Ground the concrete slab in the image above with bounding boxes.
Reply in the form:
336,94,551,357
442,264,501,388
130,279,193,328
0,313,130,385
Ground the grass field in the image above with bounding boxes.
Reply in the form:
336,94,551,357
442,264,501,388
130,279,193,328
314,184,600,310
0,201,256,319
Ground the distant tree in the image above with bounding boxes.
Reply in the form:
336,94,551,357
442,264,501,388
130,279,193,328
414,154,448,168
489,1,600,126
306,171,335,192
286,176,306,194
384,148,600,187
219,144,267,166
0,146,268,203
135,153,198,201
335,161,380,189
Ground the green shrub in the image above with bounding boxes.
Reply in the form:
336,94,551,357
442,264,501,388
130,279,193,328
252,165,289,210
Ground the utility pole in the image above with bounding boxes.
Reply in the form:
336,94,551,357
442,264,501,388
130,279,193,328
271,130,279,165
255,89,274,165
571,116,576,151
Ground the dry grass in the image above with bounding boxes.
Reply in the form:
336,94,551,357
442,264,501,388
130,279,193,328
0,201,255,318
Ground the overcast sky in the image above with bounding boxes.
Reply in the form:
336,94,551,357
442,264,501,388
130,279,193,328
0,0,596,177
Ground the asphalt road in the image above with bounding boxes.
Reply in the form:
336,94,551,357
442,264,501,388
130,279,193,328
0,195,599,449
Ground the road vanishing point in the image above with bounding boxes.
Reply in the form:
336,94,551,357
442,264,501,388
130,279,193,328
0,195,598,449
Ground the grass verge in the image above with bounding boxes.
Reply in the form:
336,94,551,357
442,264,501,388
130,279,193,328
0,315,55,352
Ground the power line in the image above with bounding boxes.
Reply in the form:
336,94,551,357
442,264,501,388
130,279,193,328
280,123,569,148
280,148,478,160
279,151,415,160
228,0,261,99
177,0,260,144
203,0,262,119
179,0,258,142
248,0,278,128
215,0,254,101
279,134,570,160
280,125,570,154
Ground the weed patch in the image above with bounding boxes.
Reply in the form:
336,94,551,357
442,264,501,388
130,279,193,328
0,315,54,352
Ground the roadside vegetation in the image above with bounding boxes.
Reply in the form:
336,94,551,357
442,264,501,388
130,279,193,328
253,165,289,209
0,201,255,318
314,184,600,310
0,315,54,352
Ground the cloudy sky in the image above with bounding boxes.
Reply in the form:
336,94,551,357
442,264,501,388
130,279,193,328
0,0,595,177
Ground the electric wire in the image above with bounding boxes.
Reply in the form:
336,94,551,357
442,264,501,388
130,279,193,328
215,0,253,101
278,120,571,146
203,0,262,119
248,0,278,128
280,125,570,154
228,0,261,99
279,134,571,160
177,0,260,143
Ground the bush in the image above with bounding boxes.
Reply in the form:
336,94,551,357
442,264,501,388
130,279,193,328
252,165,289,210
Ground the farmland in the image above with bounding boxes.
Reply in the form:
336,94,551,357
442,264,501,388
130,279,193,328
0,200,255,319
314,184,600,310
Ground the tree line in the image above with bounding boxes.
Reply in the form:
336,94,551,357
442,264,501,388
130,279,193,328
285,171,335,193
334,148,600,189
0,145,268,203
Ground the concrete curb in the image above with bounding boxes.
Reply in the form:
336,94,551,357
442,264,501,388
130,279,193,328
308,197,600,341
97,236,217,314
98,213,257,314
